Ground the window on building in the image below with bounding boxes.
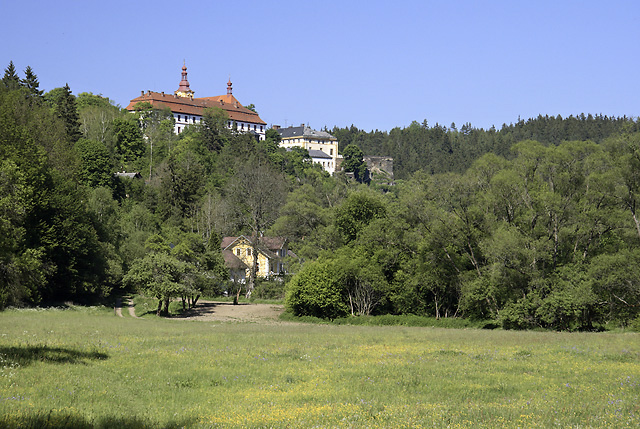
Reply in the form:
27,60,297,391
178,115,181,121
177,127,181,133
247,248,252,256
236,248,241,256
330,148,333,155
260,126,263,131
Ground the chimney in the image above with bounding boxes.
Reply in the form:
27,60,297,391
161,91,164,96
272,125,281,130
141,90,144,96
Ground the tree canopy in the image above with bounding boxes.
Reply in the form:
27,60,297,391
2,61,640,329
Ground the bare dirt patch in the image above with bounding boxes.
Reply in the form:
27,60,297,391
175,300,285,323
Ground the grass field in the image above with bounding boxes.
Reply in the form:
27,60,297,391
1,305,639,428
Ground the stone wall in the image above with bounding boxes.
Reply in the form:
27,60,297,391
364,156,394,180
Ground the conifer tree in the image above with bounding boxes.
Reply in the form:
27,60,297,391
54,83,82,143
22,66,43,98
2,61,21,90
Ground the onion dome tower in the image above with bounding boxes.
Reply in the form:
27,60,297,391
175,62,194,98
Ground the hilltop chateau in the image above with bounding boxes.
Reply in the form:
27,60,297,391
126,64,267,140
126,64,348,174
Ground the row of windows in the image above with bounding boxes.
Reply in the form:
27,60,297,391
236,247,286,257
236,248,251,257
176,118,265,134
227,121,264,132
177,114,201,124
288,138,335,145
175,115,264,132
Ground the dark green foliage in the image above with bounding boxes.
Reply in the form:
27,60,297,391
158,148,206,220
76,92,117,110
22,66,43,99
252,278,287,300
332,115,638,180
2,61,20,91
341,143,368,182
335,190,386,243
0,84,113,307
48,84,82,143
285,259,349,319
3,64,640,331
113,117,145,165
123,252,188,316
74,138,113,188
201,107,231,153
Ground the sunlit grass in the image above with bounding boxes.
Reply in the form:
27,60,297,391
1,306,639,427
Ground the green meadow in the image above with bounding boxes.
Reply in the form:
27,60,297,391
1,306,639,428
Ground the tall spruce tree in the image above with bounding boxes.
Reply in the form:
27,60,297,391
22,66,43,99
54,83,82,143
2,61,21,90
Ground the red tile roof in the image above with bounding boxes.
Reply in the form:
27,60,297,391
126,91,266,125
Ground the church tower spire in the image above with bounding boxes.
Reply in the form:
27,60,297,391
175,61,194,98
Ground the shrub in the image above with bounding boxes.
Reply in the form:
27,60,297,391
285,260,348,319
252,278,287,300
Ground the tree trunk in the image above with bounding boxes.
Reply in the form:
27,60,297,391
632,210,640,243
234,283,241,305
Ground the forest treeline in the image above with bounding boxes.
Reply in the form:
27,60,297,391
1,62,639,329
332,115,640,179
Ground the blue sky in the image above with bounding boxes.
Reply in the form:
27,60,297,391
3,0,639,132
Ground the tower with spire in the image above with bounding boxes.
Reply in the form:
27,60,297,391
174,62,194,98
127,64,266,139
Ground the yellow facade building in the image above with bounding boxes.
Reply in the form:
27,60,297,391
275,125,340,174
221,236,289,281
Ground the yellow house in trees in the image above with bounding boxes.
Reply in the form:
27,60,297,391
221,236,289,281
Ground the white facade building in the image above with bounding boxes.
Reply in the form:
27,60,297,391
275,125,340,174
127,64,266,140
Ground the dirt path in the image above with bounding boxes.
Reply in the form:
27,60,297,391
127,299,141,318
175,300,285,323
116,297,284,323
114,297,142,319
114,297,124,317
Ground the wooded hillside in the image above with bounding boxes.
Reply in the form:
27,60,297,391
2,62,639,330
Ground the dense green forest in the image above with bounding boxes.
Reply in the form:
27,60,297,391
2,62,640,329
332,115,640,180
